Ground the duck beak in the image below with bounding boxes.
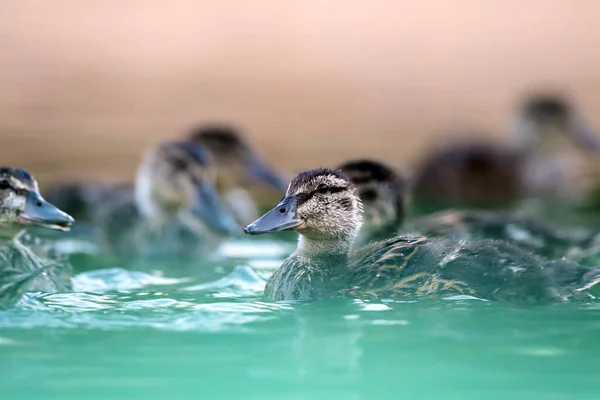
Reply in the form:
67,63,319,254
17,191,74,232
569,120,600,152
247,157,288,192
244,196,304,235
192,181,240,234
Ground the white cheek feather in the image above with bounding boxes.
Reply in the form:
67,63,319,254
1,192,26,217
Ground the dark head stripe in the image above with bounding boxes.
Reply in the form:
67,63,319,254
295,185,349,207
288,168,350,193
339,197,353,211
0,167,34,182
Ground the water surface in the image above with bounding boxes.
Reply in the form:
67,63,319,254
1,239,599,399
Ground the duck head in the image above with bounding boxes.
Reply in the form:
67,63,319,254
134,140,239,235
0,167,74,236
245,169,362,254
513,94,600,153
339,160,408,242
189,124,288,198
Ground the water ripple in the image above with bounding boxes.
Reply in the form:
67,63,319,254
73,268,190,293
184,265,266,295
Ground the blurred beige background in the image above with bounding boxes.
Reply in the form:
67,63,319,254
1,1,600,187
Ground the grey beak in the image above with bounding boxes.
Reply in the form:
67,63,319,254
192,181,240,235
247,157,288,192
17,191,74,231
244,196,302,235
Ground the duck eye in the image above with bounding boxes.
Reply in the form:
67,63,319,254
316,183,328,194
0,180,10,190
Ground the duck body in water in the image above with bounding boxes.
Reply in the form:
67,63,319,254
245,168,600,304
0,167,74,306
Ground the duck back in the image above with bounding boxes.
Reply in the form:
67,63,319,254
347,236,597,305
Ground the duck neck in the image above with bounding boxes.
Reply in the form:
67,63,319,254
265,234,352,301
294,211,363,264
295,234,353,265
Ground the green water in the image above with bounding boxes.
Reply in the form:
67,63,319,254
1,240,600,399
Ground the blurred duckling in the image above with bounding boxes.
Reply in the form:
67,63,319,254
413,94,600,214
515,94,600,207
339,159,409,245
412,139,522,213
244,168,600,304
98,140,239,263
342,158,593,259
47,123,287,229
0,167,74,306
189,124,288,225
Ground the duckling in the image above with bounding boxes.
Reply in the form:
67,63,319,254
412,94,600,214
97,140,239,263
338,159,409,245
188,124,288,225
412,139,523,213
342,158,593,259
47,124,287,229
0,167,74,306
515,94,600,206
244,168,600,304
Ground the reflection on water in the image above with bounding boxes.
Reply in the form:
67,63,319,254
1,238,600,399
